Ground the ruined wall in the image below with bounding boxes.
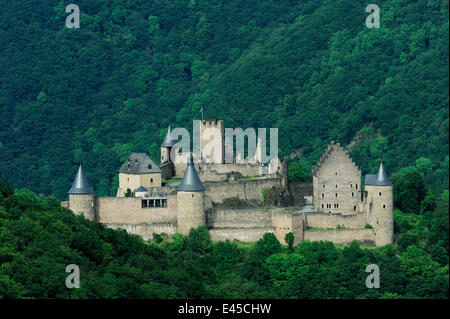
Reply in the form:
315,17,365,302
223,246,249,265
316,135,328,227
205,177,282,203
305,211,367,229
271,212,304,245
288,182,313,206
173,162,262,179
96,196,177,224
207,209,273,228
160,162,173,180
304,228,375,245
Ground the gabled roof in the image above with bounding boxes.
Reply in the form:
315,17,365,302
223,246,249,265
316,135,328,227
119,153,161,174
161,125,178,147
312,141,358,177
177,153,205,192
365,163,392,186
68,165,94,194
135,186,148,192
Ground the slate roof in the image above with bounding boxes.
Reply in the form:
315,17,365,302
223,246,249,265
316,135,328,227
119,153,161,174
68,165,94,194
365,163,392,186
161,125,178,147
135,186,148,192
176,153,205,192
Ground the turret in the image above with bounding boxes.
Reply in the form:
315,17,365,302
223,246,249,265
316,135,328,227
176,153,206,235
68,165,95,221
161,125,177,164
364,163,393,246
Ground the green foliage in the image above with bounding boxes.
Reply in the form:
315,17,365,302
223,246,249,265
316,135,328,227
391,167,427,214
0,0,447,200
288,162,312,182
365,224,373,229
0,180,448,298
285,232,295,252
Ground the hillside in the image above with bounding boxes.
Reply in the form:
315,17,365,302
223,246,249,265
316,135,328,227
0,180,448,298
0,0,448,199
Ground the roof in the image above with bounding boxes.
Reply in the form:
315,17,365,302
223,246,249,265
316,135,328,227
161,125,177,147
135,186,148,192
119,153,162,174
68,165,94,194
365,163,392,186
176,153,205,192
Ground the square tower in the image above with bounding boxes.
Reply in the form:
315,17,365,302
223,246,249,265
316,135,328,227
200,119,224,163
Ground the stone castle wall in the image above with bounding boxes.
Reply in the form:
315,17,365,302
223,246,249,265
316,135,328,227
204,177,282,203
104,223,177,241
95,196,177,224
304,228,375,245
304,211,367,229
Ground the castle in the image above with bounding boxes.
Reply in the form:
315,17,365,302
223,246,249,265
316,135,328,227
62,119,393,246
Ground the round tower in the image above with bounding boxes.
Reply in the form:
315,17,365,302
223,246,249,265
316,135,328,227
68,165,95,221
364,163,393,246
176,153,206,235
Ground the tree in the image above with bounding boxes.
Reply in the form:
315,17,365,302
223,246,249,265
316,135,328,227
391,167,427,214
284,232,294,252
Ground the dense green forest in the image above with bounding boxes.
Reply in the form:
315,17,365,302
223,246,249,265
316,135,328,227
0,0,448,199
0,180,448,298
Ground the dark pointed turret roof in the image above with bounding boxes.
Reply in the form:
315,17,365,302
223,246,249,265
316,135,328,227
161,125,177,147
176,153,205,192
68,165,94,194
365,162,392,186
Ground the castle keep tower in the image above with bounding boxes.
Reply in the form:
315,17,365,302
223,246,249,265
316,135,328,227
68,165,95,221
176,153,206,235
200,119,224,163
365,163,394,246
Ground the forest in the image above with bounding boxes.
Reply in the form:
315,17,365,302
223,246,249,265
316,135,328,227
0,0,448,199
0,0,448,299
0,179,448,298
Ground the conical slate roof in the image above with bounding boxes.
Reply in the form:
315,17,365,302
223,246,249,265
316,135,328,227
365,162,392,186
68,165,94,194
176,153,205,192
161,125,177,147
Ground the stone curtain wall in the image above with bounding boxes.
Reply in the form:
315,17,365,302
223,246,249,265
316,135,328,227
304,228,375,245
305,211,367,229
209,228,275,242
96,196,177,224
104,223,177,241
205,177,282,203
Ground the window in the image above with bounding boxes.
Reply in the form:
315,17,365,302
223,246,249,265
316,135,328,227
351,183,353,188
335,193,338,198
322,193,324,198
323,185,325,188
336,184,338,188
383,204,386,209
149,200,154,207
155,199,161,207
356,184,358,190
150,178,153,183
379,192,382,196
321,204,324,208
352,192,354,197
141,200,147,208
335,172,338,175
354,206,356,211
